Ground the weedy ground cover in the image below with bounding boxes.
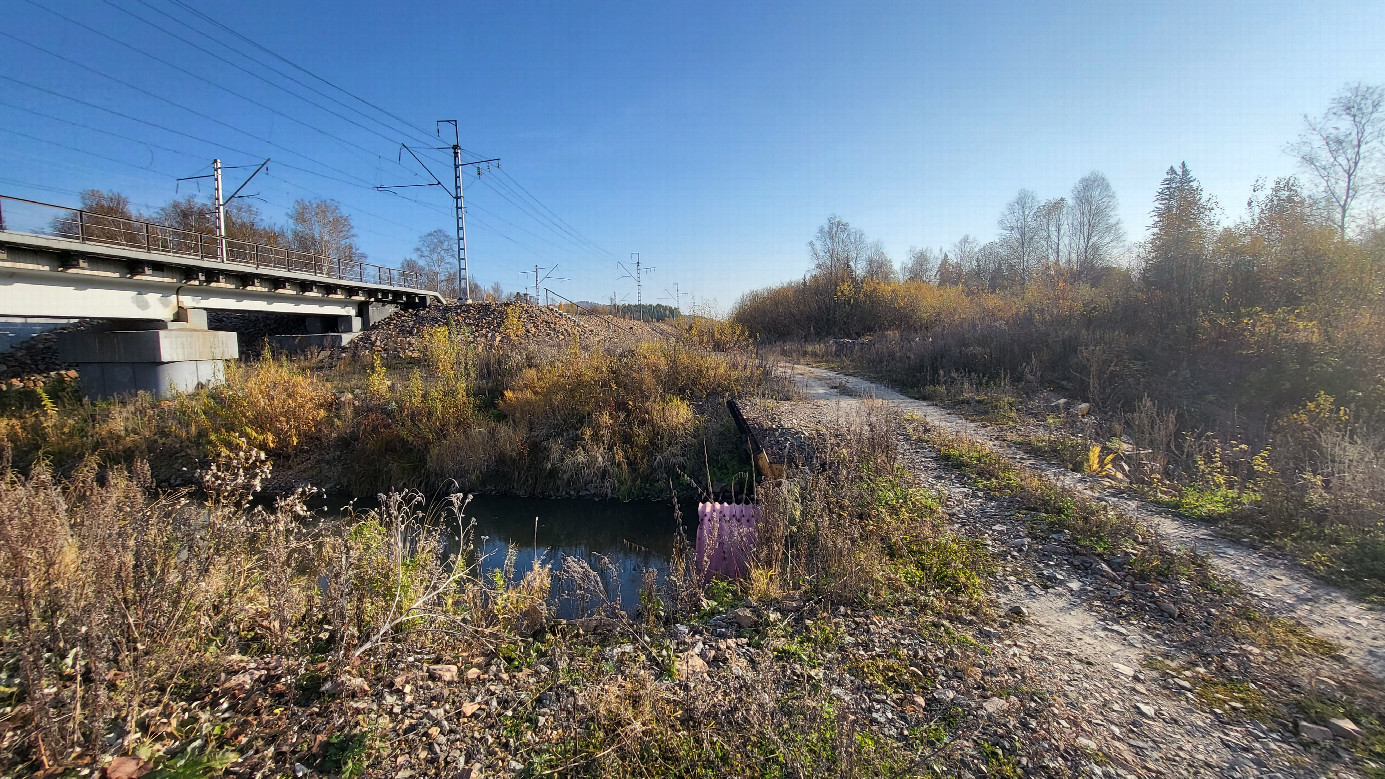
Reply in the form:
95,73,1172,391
0,318,774,501
0,376,1036,778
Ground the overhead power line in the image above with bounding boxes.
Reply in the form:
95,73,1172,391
23,0,423,182
162,0,442,148
0,34,383,190
131,0,437,149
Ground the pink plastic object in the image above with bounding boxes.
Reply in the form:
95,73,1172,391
696,502,760,581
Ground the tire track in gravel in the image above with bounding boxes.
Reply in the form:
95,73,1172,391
766,363,1373,777
786,363,1385,681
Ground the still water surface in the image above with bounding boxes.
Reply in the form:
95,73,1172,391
323,494,691,614
467,496,690,612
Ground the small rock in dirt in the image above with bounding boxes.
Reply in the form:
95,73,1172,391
104,757,153,779
1173,678,1194,691
675,650,710,679
1326,718,1364,740
1135,703,1156,718
1007,605,1029,619
603,643,635,660
1111,663,1136,678
427,664,459,682
466,667,483,680
1157,601,1180,618
728,607,758,628
1298,721,1334,742
933,689,956,703
461,701,482,717
1075,402,1092,416
982,697,1008,715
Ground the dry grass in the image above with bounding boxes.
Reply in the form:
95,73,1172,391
0,439,555,774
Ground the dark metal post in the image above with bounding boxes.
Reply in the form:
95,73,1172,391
144,222,151,252
77,210,85,242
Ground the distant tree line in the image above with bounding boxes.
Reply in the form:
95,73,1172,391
734,83,1385,341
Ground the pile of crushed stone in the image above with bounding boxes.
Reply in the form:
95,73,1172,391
345,301,676,358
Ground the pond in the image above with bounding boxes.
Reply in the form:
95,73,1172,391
320,493,694,616
465,495,693,614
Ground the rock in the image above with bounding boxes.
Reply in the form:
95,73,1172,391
1135,703,1156,718
1111,663,1136,678
1157,601,1180,618
728,607,758,628
1173,678,1194,691
674,650,709,679
1075,402,1092,416
1007,605,1029,619
427,664,459,682
461,701,483,717
1326,717,1363,740
603,643,635,660
466,667,483,680
1297,721,1334,742
103,757,153,779
982,697,1008,715
933,689,956,703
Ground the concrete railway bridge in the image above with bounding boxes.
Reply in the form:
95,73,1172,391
0,195,442,397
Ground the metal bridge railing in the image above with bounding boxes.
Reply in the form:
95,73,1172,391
0,194,428,291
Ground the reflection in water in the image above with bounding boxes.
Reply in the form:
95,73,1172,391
455,496,690,616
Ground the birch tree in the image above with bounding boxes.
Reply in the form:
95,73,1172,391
1288,83,1385,238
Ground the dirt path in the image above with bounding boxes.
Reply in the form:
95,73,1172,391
755,363,1383,777
786,363,1385,681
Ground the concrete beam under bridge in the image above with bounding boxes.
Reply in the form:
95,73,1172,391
58,313,240,399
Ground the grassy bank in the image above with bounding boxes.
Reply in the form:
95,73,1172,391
0,315,770,501
0,380,1044,778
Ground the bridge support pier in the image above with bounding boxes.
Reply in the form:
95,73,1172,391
267,303,388,354
57,311,238,399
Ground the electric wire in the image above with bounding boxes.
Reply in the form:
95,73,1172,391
129,1,619,270
5,3,620,284
161,0,443,147
128,0,436,149
0,35,384,191
22,0,423,182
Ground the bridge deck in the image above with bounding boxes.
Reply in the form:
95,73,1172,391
0,195,442,320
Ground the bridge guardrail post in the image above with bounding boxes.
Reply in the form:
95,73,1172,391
77,209,85,243
144,223,151,252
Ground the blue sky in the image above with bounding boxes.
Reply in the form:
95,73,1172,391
2,1,1382,311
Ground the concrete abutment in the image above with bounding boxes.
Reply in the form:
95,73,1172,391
57,308,238,399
